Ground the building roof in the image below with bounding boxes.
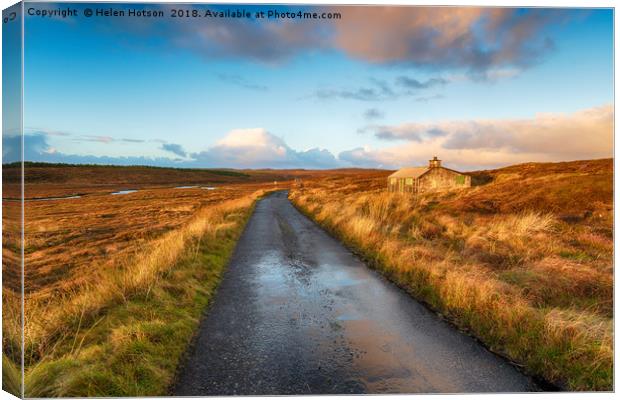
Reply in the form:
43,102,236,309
388,167,430,179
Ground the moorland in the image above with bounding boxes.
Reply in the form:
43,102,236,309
1,159,613,395
289,158,613,391
1,163,378,396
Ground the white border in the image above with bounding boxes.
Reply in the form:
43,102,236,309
0,1,616,400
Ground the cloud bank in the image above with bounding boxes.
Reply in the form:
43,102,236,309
8,105,611,171
331,7,565,76
117,5,571,76
190,128,340,169
6,128,340,170
165,8,330,64
352,104,613,170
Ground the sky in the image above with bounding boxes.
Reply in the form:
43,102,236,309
2,3,614,170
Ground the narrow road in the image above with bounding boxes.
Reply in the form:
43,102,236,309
173,191,536,395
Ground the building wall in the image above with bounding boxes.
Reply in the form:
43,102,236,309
387,177,417,193
418,167,471,193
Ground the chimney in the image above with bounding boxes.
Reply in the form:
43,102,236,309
429,156,441,168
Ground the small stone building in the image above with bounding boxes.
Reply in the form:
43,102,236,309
388,157,471,194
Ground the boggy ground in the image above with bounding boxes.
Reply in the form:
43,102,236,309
19,184,271,295
7,187,272,397
1,163,383,396
289,159,613,391
1,163,287,396
1,160,612,395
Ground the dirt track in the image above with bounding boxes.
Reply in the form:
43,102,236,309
173,191,536,395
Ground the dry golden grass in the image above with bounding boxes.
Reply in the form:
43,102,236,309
2,170,277,395
1,160,612,393
2,164,386,396
15,188,269,396
24,190,257,354
18,184,274,295
289,159,613,391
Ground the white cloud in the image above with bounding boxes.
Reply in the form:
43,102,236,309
18,103,611,171
191,128,340,169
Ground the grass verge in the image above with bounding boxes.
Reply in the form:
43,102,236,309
289,182,612,391
17,190,265,397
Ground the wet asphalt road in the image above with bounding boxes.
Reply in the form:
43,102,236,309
173,191,536,395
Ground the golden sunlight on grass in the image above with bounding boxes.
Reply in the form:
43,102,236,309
289,159,613,390
4,185,270,397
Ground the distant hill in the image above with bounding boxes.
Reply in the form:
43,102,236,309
453,158,613,216
2,162,253,185
1,162,388,198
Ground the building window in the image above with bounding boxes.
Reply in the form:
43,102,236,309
455,175,465,185
405,178,413,185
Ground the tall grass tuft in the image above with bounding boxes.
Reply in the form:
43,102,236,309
20,190,267,397
3,354,22,397
289,168,613,391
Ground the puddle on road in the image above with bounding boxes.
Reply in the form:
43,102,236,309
336,313,360,321
322,267,366,288
335,318,449,393
175,186,199,189
255,251,293,290
201,187,217,190
111,190,138,195
252,202,444,393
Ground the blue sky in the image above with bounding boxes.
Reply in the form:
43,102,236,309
4,3,614,170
